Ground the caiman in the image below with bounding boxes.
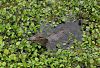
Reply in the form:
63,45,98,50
28,20,82,50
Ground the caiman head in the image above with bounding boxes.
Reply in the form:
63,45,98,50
27,33,48,46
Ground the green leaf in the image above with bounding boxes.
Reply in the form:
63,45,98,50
0,62,2,66
92,8,95,12
0,36,3,45
75,65,81,68
76,57,82,61
97,39,100,44
97,58,100,64
61,16,66,22
60,64,64,67
9,54,17,61
4,49,9,55
35,57,39,61
2,62,6,66
90,59,94,64
16,41,20,45
75,7,79,11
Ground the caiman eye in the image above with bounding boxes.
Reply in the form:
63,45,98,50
38,36,44,38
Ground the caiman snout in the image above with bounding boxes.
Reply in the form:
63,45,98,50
27,36,37,41
28,34,48,46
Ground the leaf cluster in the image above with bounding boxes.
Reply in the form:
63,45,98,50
0,0,100,68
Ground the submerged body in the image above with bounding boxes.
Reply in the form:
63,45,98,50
28,20,82,50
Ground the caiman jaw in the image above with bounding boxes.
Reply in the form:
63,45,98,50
28,35,48,46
